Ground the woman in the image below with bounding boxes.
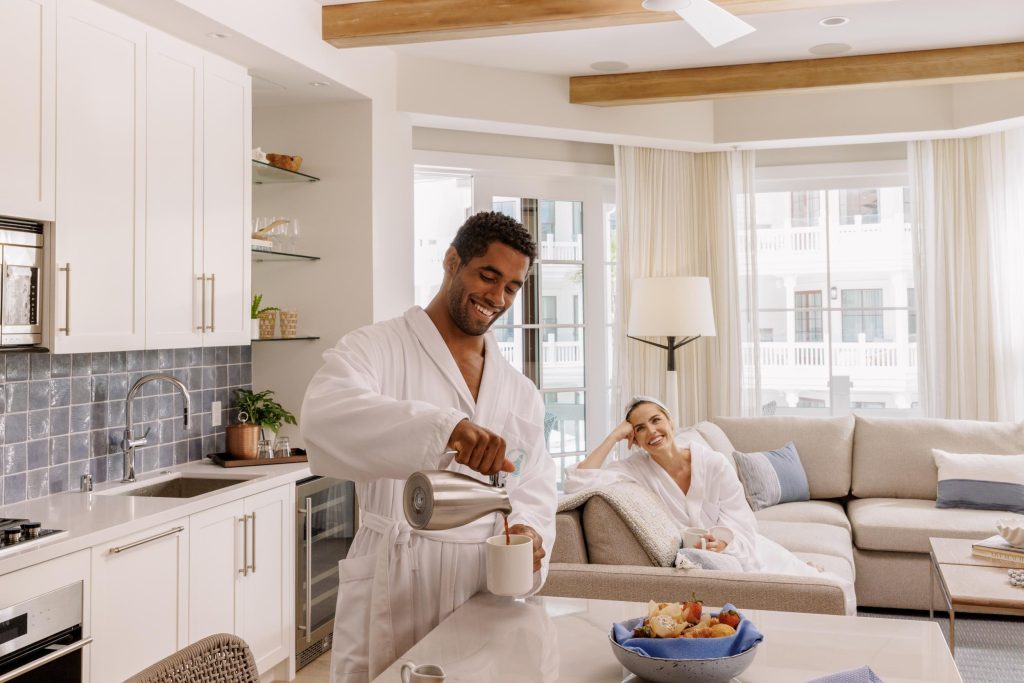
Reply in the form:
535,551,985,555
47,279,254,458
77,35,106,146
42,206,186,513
564,397,856,614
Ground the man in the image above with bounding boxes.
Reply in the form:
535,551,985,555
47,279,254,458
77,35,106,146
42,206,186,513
301,211,557,683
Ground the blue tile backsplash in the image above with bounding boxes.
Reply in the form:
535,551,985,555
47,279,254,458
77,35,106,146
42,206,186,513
0,347,252,505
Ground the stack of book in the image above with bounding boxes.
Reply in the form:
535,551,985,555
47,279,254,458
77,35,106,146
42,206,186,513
972,535,1024,565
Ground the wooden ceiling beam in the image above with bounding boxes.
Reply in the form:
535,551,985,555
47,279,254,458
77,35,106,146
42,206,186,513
323,0,896,48
569,42,1024,105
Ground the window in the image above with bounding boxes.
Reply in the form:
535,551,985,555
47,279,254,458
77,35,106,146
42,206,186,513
794,290,823,342
852,401,886,409
744,184,918,416
841,289,884,342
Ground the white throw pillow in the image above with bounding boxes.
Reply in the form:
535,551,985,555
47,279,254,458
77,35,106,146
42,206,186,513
932,449,1024,513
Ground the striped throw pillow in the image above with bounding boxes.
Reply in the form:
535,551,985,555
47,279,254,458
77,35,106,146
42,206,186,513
732,441,810,511
933,449,1024,513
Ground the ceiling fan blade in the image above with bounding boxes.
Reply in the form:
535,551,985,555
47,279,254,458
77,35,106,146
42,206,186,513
675,0,756,48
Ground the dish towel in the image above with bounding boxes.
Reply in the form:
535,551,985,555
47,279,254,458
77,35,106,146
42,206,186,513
612,604,763,659
804,666,886,683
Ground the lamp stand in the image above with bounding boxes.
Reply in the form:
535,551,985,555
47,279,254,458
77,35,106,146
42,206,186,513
626,334,701,419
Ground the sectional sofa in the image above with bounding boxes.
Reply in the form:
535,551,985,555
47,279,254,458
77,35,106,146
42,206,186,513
539,415,1024,614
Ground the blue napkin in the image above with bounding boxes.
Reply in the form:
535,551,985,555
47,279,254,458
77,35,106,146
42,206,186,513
612,603,763,660
804,666,885,683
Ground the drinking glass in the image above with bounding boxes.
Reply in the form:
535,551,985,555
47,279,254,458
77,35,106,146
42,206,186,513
287,218,300,252
273,436,291,459
256,439,273,460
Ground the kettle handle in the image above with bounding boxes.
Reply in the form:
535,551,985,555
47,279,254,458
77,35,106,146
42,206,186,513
444,449,507,488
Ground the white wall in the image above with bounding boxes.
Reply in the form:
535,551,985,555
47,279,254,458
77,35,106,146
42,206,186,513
252,101,375,446
414,127,614,166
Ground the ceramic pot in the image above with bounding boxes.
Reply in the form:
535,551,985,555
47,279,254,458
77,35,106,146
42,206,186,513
251,319,260,340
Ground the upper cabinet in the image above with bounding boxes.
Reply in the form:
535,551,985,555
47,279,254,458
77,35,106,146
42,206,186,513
53,0,146,353
0,0,55,221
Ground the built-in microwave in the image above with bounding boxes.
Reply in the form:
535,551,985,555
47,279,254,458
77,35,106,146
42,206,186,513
0,217,44,348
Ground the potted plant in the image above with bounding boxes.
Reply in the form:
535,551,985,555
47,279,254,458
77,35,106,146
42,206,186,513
226,388,298,458
251,293,279,339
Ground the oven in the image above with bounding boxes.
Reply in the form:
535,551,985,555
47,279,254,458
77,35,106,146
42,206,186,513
295,476,358,670
0,582,89,682
0,217,44,348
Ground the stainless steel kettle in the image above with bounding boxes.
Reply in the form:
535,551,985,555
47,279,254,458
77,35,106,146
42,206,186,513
403,469,510,531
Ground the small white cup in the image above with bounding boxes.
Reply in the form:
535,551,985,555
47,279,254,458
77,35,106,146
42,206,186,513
486,534,534,596
709,525,735,546
400,662,446,683
682,527,710,550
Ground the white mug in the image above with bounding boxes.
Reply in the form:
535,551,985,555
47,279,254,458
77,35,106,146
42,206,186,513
400,662,446,683
709,525,735,546
682,527,710,550
486,534,534,596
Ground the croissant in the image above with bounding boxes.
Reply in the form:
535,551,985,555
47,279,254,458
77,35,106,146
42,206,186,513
266,153,303,172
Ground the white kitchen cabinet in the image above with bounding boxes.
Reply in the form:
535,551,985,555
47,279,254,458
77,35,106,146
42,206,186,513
145,31,204,350
53,0,146,353
90,519,189,682
188,484,292,673
0,0,55,221
201,55,252,347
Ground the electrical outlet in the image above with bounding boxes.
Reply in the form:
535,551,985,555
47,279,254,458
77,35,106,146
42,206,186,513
211,400,222,427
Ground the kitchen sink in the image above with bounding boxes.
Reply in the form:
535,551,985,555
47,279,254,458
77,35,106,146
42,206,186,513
102,475,252,499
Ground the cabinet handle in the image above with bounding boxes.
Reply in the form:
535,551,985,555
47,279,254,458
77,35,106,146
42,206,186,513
109,526,184,554
208,274,216,332
196,274,207,331
58,264,71,334
0,636,93,683
248,510,256,573
299,497,313,642
239,515,249,576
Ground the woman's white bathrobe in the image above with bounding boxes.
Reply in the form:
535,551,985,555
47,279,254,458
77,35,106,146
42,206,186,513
301,307,557,683
564,439,856,614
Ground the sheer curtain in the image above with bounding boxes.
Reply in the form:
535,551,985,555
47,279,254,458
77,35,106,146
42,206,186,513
614,145,759,425
909,129,1024,421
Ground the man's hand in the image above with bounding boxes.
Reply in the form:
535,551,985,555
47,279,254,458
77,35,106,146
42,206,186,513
507,524,545,572
447,419,515,476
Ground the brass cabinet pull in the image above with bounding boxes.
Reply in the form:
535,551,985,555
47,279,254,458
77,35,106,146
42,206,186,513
208,274,216,332
196,274,207,331
239,515,249,576
248,510,256,573
109,526,184,554
59,264,71,334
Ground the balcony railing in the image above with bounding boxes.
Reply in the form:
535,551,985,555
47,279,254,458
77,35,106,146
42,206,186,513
497,340,582,366
539,236,582,261
744,340,917,371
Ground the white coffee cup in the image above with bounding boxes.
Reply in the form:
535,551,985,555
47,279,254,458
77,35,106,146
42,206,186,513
486,534,534,596
709,525,735,546
400,662,446,683
682,527,710,550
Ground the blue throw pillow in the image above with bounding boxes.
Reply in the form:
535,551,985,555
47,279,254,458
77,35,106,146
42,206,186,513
933,449,1024,513
732,441,810,511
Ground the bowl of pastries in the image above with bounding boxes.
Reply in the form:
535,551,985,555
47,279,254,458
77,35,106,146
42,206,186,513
608,597,762,683
266,153,303,172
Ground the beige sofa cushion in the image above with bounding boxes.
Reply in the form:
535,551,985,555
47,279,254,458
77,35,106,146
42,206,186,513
848,498,1024,553
851,416,1024,499
754,500,851,532
695,421,736,458
714,416,854,499
758,520,855,577
582,496,657,566
792,552,855,585
552,510,588,564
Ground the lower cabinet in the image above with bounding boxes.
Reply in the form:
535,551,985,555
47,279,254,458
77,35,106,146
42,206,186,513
189,484,292,672
90,519,189,682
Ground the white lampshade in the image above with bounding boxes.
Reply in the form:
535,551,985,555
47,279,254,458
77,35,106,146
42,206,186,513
627,276,717,338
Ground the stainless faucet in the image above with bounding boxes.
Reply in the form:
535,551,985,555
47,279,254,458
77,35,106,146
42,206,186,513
121,373,191,483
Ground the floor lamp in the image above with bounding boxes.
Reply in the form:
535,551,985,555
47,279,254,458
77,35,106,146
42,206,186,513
627,276,717,420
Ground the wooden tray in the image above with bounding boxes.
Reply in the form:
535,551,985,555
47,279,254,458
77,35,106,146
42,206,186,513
208,449,307,467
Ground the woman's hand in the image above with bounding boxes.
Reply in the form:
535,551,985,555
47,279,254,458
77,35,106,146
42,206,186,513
702,533,728,553
611,419,636,449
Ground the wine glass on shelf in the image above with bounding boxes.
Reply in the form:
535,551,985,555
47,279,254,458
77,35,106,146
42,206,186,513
287,218,300,253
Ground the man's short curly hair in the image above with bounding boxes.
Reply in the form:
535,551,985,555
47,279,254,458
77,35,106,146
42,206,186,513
451,211,537,267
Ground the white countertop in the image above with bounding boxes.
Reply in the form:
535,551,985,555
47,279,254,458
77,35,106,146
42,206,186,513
0,459,313,576
372,594,962,683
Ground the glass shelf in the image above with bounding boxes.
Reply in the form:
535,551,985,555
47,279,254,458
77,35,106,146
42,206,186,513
252,336,321,342
252,159,320,184
252,249,320,262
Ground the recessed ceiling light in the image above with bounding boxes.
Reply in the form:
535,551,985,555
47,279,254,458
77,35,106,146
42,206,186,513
309,81,331,87
206,32,231,39
590,61,630,73
809,43,852,57
819,16,849,27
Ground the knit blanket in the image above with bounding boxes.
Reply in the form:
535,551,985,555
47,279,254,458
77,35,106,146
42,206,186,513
558,482,681,567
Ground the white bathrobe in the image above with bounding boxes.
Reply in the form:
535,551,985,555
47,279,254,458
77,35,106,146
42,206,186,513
564,439,857,614
301,307,557,683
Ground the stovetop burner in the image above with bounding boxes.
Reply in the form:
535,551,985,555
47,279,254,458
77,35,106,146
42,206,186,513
0,518,67,555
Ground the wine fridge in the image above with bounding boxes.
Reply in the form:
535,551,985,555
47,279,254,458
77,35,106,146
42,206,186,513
295,476,358,670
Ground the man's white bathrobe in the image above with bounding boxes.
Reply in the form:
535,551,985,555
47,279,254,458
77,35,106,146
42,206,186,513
301,307,557,683
564,439,856,614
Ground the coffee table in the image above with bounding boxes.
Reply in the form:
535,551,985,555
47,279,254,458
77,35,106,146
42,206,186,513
928,537,1024,654
371,593,961,682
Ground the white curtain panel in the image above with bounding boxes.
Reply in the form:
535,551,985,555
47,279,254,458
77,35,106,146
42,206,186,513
614,145,758,425
909,130,1024,421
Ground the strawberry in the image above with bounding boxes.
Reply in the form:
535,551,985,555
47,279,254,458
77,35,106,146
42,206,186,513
718,609,741,629
681,592,703,624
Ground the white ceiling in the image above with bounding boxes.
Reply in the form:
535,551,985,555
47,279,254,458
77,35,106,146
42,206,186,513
324,0,1024,77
